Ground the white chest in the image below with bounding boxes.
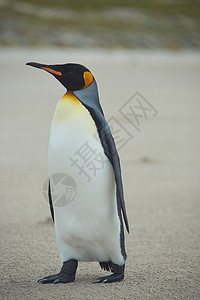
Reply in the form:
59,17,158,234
48,93,105,175
47,93,123,264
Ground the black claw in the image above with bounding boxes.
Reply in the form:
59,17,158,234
38,273,59,283
53,279,59,284
37,259,78,284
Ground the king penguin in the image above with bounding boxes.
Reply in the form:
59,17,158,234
26,62,129,284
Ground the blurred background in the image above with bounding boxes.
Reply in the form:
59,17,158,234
1,1,200,299
0,0,200,49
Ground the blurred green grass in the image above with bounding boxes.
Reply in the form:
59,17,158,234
1,0,200,48
17,0,200,16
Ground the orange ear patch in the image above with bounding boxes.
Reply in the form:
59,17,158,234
41,67,62,76
83,71,93,88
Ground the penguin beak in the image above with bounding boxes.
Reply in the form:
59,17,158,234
26,62,62,76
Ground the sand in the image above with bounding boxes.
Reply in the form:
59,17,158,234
0,48,200,299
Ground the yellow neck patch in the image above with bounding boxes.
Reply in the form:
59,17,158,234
61,90,81,104
53,91,84,123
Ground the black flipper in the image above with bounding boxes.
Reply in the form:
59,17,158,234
48,180,54,222
74,80,129,233
98,124,129,233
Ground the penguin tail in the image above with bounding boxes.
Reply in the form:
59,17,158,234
99,261,112,272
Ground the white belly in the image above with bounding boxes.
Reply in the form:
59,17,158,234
48,93,124,265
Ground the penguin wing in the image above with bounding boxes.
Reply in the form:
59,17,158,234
73,82,129,233
48,181,54,222
99,124,129,233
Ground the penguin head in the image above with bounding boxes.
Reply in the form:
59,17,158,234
26,62,94,91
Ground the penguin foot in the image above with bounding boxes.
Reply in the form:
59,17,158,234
38,259,78,284
94,263,125,284
94,273,124,283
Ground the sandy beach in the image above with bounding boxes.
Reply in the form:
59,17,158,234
0,48,200,299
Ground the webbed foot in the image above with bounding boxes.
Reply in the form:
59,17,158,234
38,259,78,284
94,262,125,284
